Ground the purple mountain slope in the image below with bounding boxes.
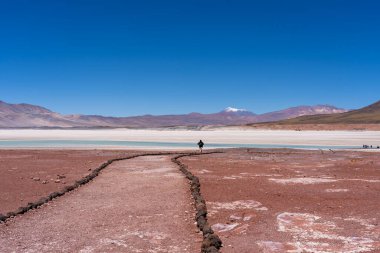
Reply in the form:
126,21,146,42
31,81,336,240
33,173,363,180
0,101,347,128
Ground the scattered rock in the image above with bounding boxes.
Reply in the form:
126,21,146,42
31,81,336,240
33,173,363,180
57,174,66,179
0,216,5,223
54,179,61,183
42,180,48,184
33,177,40,181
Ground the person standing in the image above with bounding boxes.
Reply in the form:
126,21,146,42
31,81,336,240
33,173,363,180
197,140,204,153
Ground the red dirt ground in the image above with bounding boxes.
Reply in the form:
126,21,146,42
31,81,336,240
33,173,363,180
2,148,380,252
180,149,380,253
0,149,142,215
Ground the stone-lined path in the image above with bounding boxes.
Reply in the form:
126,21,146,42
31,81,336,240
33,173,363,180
0,155,201,252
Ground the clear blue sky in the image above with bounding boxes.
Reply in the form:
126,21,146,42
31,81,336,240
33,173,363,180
0,0,379,116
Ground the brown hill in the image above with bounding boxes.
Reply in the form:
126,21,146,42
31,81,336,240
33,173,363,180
255,105,346,122
260,100,380,125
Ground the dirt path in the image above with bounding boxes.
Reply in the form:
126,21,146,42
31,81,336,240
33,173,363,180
0,155,201,252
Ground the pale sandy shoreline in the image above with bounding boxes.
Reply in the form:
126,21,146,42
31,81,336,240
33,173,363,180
0,129,380,149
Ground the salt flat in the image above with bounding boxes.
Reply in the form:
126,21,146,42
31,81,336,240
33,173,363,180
0,128,380,148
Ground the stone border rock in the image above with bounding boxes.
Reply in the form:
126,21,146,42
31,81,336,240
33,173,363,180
172,152,223,253
0,152,183,223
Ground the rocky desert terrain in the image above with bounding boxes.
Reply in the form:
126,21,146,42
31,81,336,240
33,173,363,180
1,148,380,252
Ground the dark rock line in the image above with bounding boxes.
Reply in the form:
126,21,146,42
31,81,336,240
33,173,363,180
173,152,223,253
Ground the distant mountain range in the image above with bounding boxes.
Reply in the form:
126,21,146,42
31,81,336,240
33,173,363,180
270,100,380,125
0,100,347,128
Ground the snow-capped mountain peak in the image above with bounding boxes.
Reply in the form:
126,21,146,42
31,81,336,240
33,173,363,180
223,107,248,113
